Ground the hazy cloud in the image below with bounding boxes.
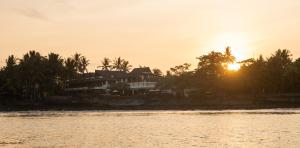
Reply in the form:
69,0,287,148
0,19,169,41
9,0,72,21
15,7,48,20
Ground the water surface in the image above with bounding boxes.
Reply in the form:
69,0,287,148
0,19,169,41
0,109,300,147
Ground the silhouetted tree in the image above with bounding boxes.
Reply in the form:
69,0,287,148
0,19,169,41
224,46,235,63
265,49,292,93
237,55,266,93
283,58,300,92
1,55,20,97
170,63,191,76
44,53,64,95
19,51,46,100
98,57,112,71
152,68,163,76
79,56,89,74
113,57,124,71
64,58,77,80
2,48,300,103
72,53,89,74
112,57,131,72
121,60,132,72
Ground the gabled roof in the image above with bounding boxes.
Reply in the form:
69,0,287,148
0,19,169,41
95,70,128,79
130,67,153,76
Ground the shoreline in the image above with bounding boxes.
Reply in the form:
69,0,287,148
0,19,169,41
1,104,300,111
1,94,300,111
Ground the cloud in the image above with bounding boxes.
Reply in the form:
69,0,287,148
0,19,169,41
5,0,143,21
15,7,48,20
9,0,70,21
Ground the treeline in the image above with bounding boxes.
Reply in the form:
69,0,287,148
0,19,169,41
159,47,300,95
0,51,137,100
1,48,300,101
0,51,89,100
0,51,138,100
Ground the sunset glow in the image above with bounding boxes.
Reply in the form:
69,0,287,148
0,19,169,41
1,1,300,147
1,0,300,71
227,63,241,71
208,33,251,61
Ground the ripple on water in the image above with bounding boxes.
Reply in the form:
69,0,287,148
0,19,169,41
0,109,300,147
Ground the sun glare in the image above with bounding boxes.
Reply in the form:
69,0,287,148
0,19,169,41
207,32,252,61
227,63,241,71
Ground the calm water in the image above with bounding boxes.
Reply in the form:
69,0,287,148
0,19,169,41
1,109,300,147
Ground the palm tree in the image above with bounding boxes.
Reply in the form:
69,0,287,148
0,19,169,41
64,58,77,80
72,53,89,74
79,56,89,74
5,55,17,69
121,60,132,72
113,57,124,71
224,46,236,63
73,53,81,68
19,51,46,100
46,53,64,75
45,53,64,95
98,57,111,71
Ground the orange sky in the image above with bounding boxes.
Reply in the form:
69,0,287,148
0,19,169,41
1,0,300,72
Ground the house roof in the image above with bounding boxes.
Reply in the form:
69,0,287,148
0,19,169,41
95,70,128,79
130,67,153,76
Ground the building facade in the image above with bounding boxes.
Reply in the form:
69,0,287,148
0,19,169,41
66,67,159,95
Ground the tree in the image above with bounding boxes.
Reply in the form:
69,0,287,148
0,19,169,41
161,63,194,96
19,51,46,100
112,57,124,71
5,55,17,69
152,68,163,76
121,60,132,72
0,68,4,93
238,55,266,93
265,49,292,92
224,46,235,63
283,58,300,92
111,57,131,72
194,47,240,93
98,57,111,71
72,53,89,74
196,51,225,76
44,53,64,95
166,70,172,76
1,55,19,97
170,63,191,76
64,58,77,80
73,53,81,72
78,56,89,74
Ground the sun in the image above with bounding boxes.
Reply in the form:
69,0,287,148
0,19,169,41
206,32,252,61
227,63,241,71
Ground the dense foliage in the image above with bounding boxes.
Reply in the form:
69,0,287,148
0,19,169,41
0,51,89,100
0,51,137,100
1,48,300,102
160,48,300,95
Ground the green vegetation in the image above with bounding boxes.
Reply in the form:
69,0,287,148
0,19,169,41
159,48,300,96
1,48,300,104
98,57,132,72
0,52,137,101
0,51,89,101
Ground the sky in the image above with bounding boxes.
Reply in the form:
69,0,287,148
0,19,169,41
1,0,300,72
